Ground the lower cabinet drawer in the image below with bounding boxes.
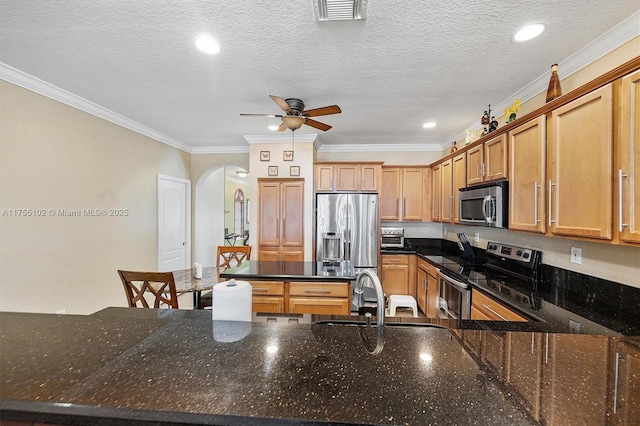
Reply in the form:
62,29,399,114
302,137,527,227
250,281,285,296
289,282,349,298
288,297,350,315
472,290,528,322
252,296,285,313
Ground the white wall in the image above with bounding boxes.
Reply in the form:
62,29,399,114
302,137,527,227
194,167,225,267
0,81,191,314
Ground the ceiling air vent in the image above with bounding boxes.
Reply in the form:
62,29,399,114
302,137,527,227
313,0,368,21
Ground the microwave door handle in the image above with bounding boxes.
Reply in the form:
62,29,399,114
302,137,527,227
482,196,493,224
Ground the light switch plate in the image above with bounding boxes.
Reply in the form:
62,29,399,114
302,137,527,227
570,247,582,264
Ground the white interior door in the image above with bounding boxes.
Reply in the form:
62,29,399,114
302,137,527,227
158,174,191,272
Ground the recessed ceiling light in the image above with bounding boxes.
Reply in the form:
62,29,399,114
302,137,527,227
422,122,436,129
194,35,220,54
268,125,280,131
513,23,546,42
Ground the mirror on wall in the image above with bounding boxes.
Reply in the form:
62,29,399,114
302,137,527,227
224,166,250,246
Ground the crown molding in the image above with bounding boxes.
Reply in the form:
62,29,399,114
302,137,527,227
243,133,318,144
316,143,444,153
191,145,250,154
0,62,193,153
450,9,640,143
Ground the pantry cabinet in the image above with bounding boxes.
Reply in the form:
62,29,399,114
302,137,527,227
508,116,547,233
617,69,640,245
314,162,382,193
466,134,508,186
380,166,429,221
548,84,613,240
258,179,304,261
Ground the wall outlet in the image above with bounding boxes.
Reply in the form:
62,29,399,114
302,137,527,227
570,247,582,264
474,232,480,243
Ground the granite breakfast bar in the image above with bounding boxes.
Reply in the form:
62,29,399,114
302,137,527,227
2,306,639,425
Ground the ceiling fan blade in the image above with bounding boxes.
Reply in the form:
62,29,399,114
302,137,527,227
303,105,342,117
269,95,292,114
240,113,283,117
276,122,288,132
305,118,332,131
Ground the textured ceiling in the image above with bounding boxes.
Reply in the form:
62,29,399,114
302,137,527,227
1,1,638,151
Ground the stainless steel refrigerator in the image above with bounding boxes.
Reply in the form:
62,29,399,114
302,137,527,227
316,193,378,270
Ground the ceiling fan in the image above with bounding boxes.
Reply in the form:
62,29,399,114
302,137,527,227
240,95,341,132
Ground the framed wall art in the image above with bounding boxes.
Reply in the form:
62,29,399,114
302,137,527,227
260,151,270,161
268,166,278,176
283,151,294,161
290,166,300,176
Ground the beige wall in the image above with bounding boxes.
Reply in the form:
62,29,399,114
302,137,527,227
0,81,190,314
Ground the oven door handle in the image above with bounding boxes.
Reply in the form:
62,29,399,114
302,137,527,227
437,269,469,290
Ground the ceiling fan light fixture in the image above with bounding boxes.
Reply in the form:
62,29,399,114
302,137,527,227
282,116,306,131
512,23,546,42
268,125,280,131
314,0,368,21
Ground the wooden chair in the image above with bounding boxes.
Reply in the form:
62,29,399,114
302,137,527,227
118,270,179,309
199,245,252,309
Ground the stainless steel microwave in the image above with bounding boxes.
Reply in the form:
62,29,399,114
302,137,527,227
458,181,508,228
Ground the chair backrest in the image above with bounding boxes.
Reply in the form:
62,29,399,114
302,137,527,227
217,245,251,271
117,270,179,309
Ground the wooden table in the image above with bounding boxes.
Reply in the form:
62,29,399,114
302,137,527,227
171,267,220,309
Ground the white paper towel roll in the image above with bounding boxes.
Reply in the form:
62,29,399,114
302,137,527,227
212,279,252,322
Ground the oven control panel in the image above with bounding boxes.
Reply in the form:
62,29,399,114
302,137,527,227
486,242,535,263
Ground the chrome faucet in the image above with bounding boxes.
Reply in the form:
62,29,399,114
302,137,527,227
354,270,385,355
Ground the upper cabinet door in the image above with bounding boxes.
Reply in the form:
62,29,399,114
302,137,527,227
484,134,508,181
402,168,426,221
431,164,442,222
335,164,358,191
509,116,546,233
380,168,401,221
315,165,334,192
440,160,453,222
258,181,281,246
466,145,484,186
452,153,466,223
618,69,640,244
548,84,613,240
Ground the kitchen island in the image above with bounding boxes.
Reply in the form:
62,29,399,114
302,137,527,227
221,261,357,315
1,307,638,425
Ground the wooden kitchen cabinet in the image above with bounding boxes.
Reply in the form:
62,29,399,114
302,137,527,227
431,163,442,222
466,134,508,186
540,334,609,426
314,162,382,193
258,179,304,261
381,254,415,297
452,153,466,223
509,116,547,233
548,84,613,240
617,69,640,245
380,166,429,221
416,257,438,318
440,159,453,222
506,332,544,421
288,281,350,315
250,281,285,313
608,338,640,424
471,289,528,322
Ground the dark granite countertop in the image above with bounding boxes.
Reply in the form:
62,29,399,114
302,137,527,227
382,239,640,336
3,307,638,425
221,260,357,282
